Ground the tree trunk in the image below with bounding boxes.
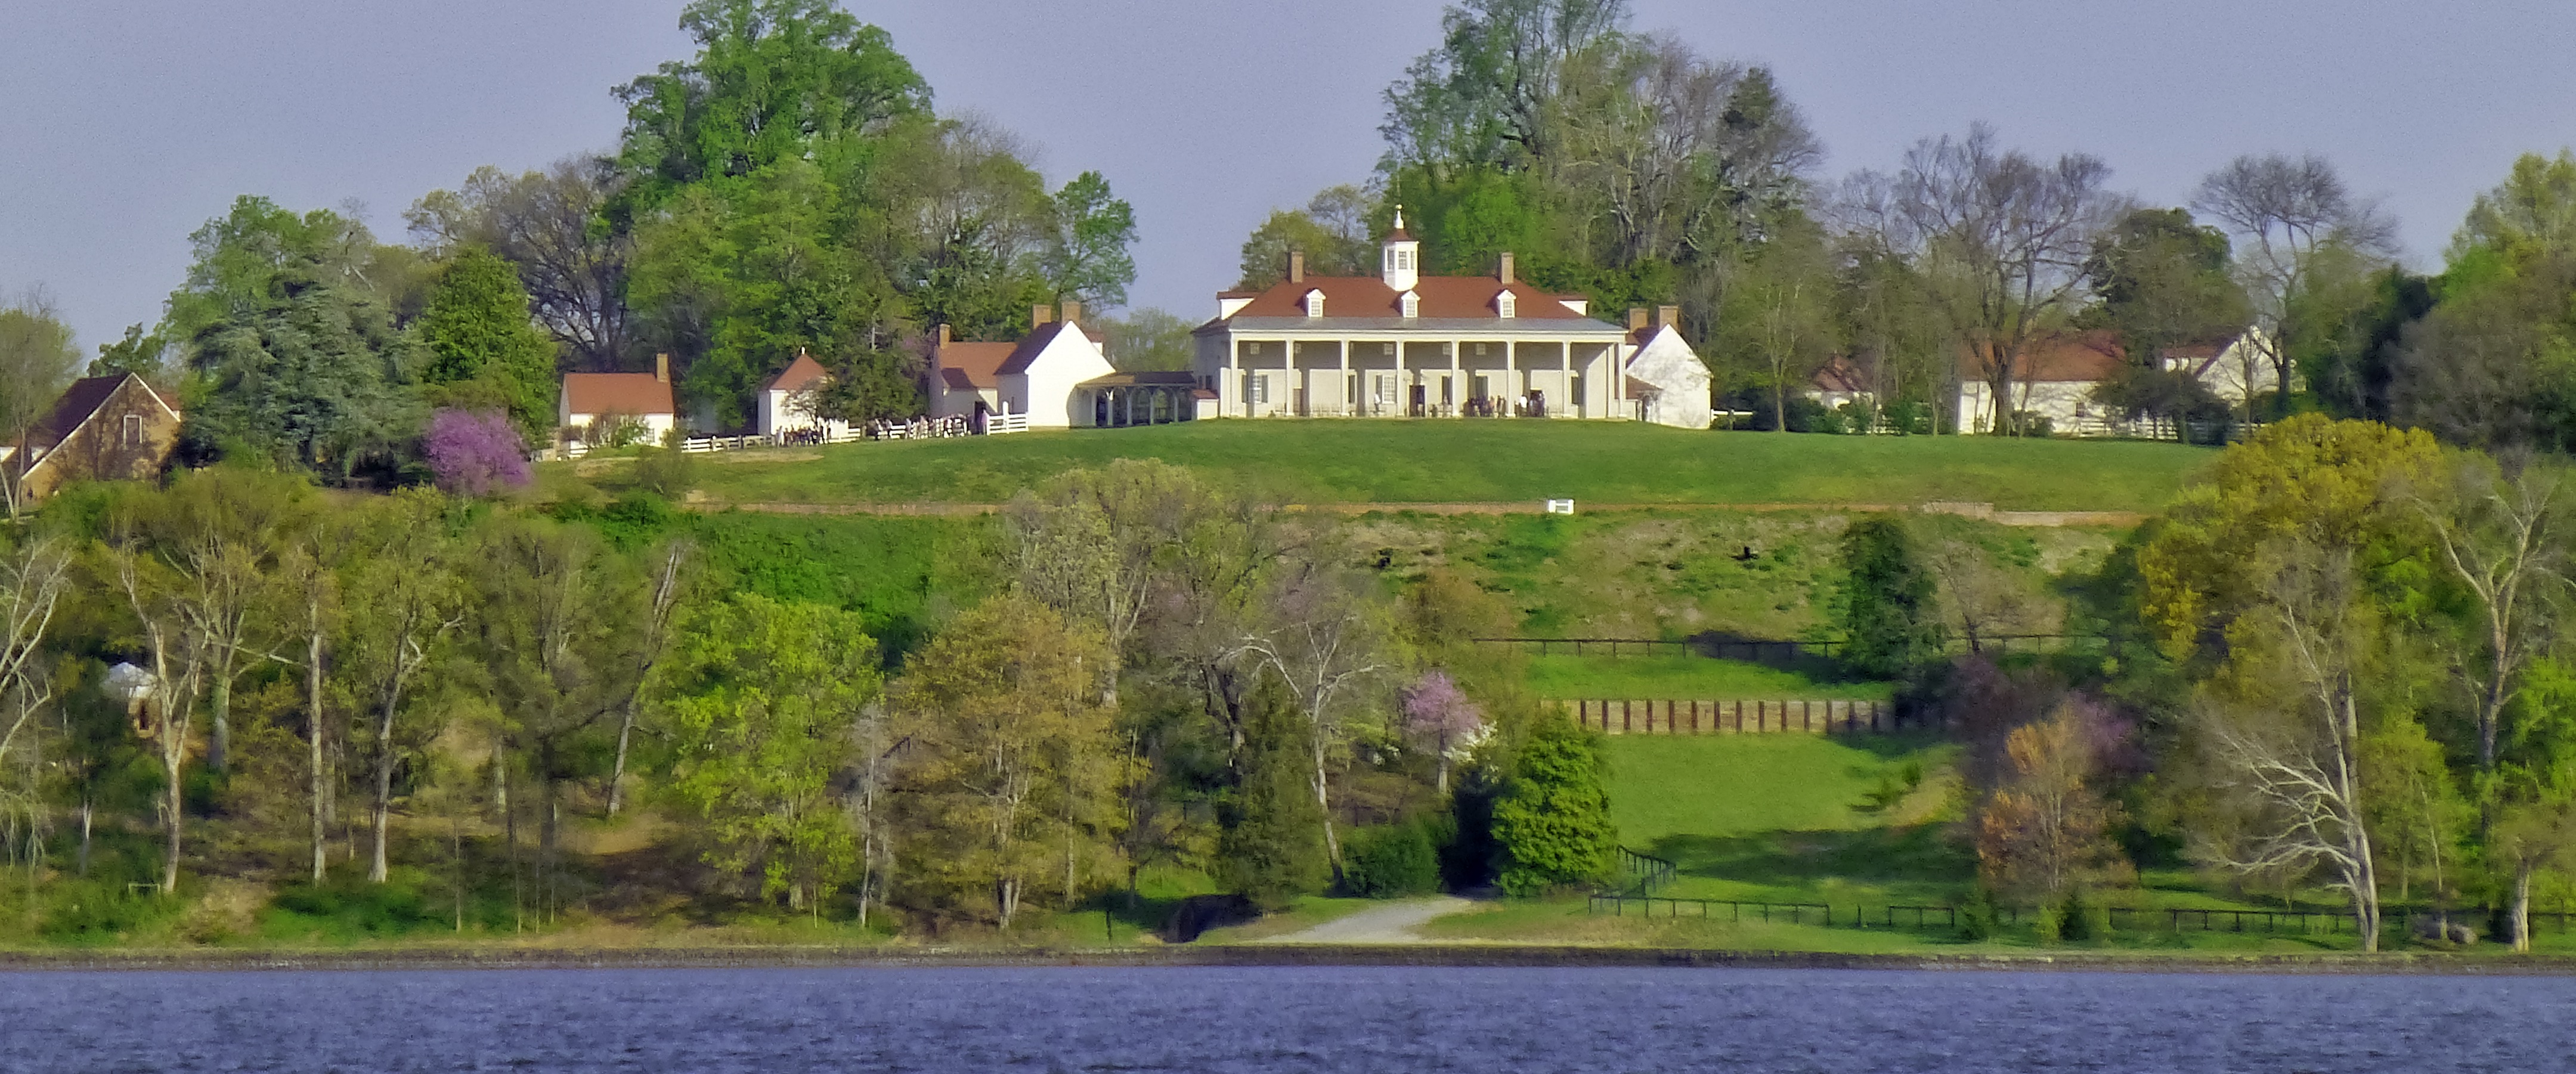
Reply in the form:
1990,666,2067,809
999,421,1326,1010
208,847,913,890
608,699,639,817
77,798,92,877
2513,859,2535,953
162,746,183,896
370,685,400,883
1311,729,1339,870
206,673,233,773
308,622,328,884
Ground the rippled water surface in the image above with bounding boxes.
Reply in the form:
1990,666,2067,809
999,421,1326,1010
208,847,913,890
3,964,2566,1072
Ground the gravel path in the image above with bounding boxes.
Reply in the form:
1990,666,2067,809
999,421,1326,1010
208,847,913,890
1255,897,1480,944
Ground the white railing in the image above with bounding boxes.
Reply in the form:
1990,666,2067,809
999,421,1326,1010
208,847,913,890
549,411,1042,461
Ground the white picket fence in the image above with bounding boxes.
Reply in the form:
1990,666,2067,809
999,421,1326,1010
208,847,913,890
555,414,1027,460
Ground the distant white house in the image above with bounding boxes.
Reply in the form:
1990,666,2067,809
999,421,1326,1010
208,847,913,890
1952,328,2277,435
562,354,679,446
929,303,1122,430
756,351,846,439
1620,306,1710,429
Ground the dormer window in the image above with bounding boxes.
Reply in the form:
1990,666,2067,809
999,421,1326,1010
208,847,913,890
1496,291,1517,318
1400,290,1420,318
1303,289,1326,318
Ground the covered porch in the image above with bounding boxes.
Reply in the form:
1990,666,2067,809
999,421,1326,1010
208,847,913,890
1077,371,1215,428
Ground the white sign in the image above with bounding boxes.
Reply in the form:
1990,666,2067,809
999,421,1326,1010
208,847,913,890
1544,499,1576,515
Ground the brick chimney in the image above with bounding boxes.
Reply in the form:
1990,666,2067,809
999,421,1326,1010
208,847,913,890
1627,307,1647,330
1657,305,1680,329
1288,250,1305,284
654,352,668,383
1060,300,1082,324
936,323,951,346
1033,304,1054,329
1498,251,1515,285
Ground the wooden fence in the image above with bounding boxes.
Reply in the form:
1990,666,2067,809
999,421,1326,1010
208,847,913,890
1564,698,1928,736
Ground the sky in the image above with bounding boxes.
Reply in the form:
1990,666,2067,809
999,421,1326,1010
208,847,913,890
5,0,2573,355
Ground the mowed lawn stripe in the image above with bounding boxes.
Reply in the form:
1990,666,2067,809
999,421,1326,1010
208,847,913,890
680,421,2213,512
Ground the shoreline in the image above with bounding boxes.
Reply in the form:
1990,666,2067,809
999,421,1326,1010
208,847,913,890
3,943,2572,975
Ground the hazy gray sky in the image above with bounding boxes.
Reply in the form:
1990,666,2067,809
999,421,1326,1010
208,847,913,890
5,0,2572,354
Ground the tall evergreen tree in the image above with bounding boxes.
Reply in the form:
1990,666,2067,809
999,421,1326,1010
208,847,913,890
1492,710,1615,895
1219,670,1329,910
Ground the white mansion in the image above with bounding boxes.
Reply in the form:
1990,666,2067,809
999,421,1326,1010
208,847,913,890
1191,213,1708,428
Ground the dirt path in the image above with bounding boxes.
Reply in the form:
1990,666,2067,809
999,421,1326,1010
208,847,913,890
701,502,2145,527
1254,897,1479,944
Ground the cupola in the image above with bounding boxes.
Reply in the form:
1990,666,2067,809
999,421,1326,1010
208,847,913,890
1381,206,1420,293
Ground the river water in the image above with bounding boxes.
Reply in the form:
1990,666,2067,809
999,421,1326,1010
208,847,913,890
1,964,2562,1072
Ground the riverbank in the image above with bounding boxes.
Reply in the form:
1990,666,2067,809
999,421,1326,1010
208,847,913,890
6,942,2576,975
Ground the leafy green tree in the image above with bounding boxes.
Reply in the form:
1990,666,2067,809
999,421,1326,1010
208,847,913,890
91,323,170,379
2085,208,2252,413
1236,185,1378,289
1218,670,1329,909
628,159,894,426
1044,171,1137,312
0,292,82,515
1102,309,1196,372
407,159,636,369
184,262,422,481
661,593,878,911
890,595,1126,927
418,248,559,438
615,0,928,209
1836,518,1943,679
1493,710,1615,895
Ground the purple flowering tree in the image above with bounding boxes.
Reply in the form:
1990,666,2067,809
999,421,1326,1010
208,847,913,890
423,409,530,497
1403,670,1487,794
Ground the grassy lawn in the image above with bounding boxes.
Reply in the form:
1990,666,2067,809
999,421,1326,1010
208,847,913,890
1527,654,1893,700
668,421,2210,510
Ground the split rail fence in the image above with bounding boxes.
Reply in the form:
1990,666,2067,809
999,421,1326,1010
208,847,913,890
1564,698,1928,736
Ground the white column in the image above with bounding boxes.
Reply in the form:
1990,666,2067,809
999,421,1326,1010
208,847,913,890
1339,340,1351,417
1450,341,1462,416
1561,341,1572,419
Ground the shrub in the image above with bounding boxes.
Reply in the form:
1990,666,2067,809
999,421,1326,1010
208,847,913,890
1837,518,1944,679
632,445,698,499
1958,886,1999,941
1341,823,1440,898
1493,711,1616,896
2057,888,2111,943
422,409,530,497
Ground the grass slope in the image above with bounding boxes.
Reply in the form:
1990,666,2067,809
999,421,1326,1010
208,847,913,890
1526,654,1892,700
677,422,2210,510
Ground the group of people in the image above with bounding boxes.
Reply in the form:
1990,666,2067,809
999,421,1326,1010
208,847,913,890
772,425,838,446
864,415,976,440
1459,391,1548,419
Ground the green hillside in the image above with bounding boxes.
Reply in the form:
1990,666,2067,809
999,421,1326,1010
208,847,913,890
649,422,2210,511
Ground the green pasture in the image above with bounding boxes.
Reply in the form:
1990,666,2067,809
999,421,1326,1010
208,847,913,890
660,421,2210,510
1525,654,1893,700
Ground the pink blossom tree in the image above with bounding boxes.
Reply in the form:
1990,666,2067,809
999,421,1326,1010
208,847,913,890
423,408,530,496
1403,670,1486,794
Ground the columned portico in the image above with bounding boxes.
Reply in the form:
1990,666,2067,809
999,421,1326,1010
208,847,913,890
1194,217,1650,422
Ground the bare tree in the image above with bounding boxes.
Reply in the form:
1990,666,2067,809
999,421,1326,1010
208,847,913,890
408,157,633,369
2193,153,2398,416
607,539,689,816
1849,123,2122,435
0,538,71,769
1928,538,2060,654
2413,460,2563,781
2195,546,2383,949
1231,548,1390,867
112,547,207,896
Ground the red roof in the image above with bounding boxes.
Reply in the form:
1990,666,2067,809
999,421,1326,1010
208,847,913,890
762,352,830,394
562,373,675,416
1221,274,1586,321
1959,331,2127,383
935,342,1017,392
1810,356,1869,394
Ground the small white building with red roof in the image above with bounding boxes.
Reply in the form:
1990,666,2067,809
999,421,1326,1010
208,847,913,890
1191,211,1642,420
930,302,1117,431
757,351,844,438
560,354,679,446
